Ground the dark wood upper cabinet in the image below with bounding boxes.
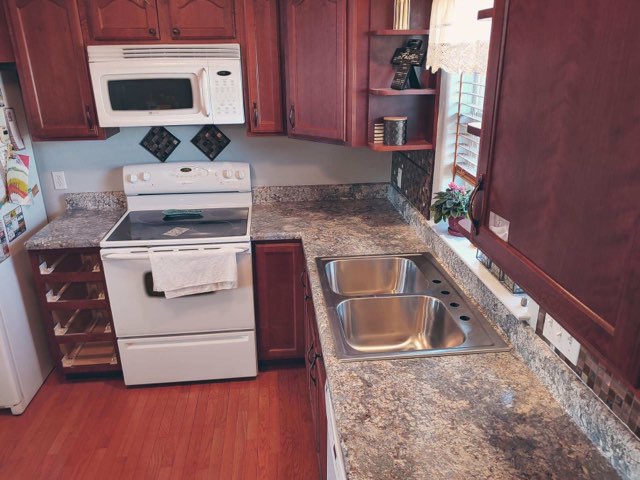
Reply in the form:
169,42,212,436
5,0,111,140
470,0,640,386
85,0,161,41
282,0,347,143
254,242,306,361
0,6,15,62
243,0,284,134
166,0,236,40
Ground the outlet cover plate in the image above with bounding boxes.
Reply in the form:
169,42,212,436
542,314,581,365
52,171,67,190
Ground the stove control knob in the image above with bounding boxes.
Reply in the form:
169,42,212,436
222,169,233,179
235,170,246,180
140,172,151,182
128,174,138,184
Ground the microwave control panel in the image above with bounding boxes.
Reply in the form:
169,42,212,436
210,60,245,125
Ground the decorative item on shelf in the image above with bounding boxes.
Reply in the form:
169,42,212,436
373,122,384,144
393,0,411,30
383,116,408,146
390,39,426,90
430,182,470,237
191,125,230,161
139,126,180,162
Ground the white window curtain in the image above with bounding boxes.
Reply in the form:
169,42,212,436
426,0,493,74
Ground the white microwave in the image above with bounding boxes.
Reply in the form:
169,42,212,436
87,44,245,127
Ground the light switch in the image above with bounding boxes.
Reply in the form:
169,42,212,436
52,171,68,190
542,314,581,365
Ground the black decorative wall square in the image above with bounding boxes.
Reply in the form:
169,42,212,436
191,125,230,161
139,127,180,162
391,151,435,219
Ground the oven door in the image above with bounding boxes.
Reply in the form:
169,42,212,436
100,243,254,337
89,62,212,127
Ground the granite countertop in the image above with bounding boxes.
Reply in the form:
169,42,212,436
25,209,124,250
251,199,619,480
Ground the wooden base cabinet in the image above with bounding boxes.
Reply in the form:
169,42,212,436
304,269,328,479
254,241,306,361
28,248,121,377
468,0,640,387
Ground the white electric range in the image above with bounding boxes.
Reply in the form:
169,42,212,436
100,161,257,386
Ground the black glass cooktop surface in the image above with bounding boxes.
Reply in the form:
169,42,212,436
106,208,249,242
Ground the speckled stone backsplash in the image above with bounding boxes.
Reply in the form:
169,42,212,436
390,151,435,218
65,191,127,211
387,186,640,478
252,183,388,204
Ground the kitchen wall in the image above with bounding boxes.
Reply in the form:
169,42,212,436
33,125,391,217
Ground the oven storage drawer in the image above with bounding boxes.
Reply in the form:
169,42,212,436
117,331,257,386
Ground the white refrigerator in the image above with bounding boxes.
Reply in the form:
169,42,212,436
0,69,52,414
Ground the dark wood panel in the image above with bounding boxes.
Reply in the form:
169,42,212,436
166,0,236,40
0,6,15,62
254,242,306,361
283,0,347,143
243,0,284,134
85,0,160,41
5,0,110,140
474,0,640,385
0,367,319,479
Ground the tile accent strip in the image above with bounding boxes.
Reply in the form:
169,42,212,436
65,191,127,211
252,183,388,204
387,185,640,479
390,151,435,219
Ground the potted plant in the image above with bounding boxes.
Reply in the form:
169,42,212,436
430,182,471,237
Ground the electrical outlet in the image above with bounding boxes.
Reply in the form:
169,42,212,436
542,314,581,365
52,171,68,190
397,167,402,189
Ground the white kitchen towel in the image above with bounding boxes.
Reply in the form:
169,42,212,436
149,248,238,299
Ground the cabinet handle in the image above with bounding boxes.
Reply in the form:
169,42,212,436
148,27,156,36
468,173,484,235
253,102,258,128
84,105,94,131
306,342,315,365
172,27,181,36
288,104,295,129
309,352,318,384
301,270,307,289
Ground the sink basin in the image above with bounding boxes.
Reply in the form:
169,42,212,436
324,256,430,296
337,296,466,353
316,253,510,361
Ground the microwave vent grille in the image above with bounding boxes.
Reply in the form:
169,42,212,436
88,44,241,62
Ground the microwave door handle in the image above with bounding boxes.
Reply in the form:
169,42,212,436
199,68,211,118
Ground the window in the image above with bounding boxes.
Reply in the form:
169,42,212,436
451,72,486,185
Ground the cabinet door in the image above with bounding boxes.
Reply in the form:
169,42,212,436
283,0,347,143
85,0,160,41
166,0,235,40
254,242,305,361
5,0,105,140
243,0,284,134
470,0,640,385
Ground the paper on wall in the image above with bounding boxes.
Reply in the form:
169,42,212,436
4,108,25,151
0,226,9,265
6,153,31,206
3,205,26,242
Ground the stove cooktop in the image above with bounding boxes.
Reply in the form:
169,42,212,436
104,207,250,244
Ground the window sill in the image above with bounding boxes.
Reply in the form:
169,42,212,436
428,219,539,327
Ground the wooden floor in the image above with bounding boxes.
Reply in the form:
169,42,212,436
0,365,319,480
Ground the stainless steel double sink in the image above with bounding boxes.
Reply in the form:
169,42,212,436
317,253,510,361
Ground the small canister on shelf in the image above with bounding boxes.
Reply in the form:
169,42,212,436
383,116,407,146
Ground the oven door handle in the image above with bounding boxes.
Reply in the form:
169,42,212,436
102,247,249,261
102,253,150,261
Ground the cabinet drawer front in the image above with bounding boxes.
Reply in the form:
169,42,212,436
118,331,257,385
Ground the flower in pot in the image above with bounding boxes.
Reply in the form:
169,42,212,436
430,182,471,237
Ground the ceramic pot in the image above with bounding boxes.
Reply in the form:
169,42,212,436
447,216,466,237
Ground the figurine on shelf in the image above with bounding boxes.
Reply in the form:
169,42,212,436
393,0,411,30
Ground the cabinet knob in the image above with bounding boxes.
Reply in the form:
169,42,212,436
172,27,181,36
148,28,156,36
